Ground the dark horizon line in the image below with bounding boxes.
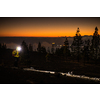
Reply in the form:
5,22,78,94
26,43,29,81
0,35,93,38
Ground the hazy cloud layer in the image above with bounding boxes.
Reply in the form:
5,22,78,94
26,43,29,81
6,43,20,49
0,36,92,50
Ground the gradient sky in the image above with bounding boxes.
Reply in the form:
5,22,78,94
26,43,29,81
0,17,100,37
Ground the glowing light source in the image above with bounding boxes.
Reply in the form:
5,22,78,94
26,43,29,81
16,46,21,51
52,42,55,44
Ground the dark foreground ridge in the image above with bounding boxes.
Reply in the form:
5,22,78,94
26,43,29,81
0,66,100,84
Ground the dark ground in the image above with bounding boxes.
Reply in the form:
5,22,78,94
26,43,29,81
1,49,100,84
0,66,100,84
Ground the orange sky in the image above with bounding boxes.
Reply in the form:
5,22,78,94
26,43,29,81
0,28,95,37
0,17,100,37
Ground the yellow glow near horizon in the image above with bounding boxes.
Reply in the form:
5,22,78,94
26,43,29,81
0,23,99,37
0,27,98,37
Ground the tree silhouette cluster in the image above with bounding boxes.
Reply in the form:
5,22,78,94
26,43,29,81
37,42,46,54
71,28,83,62
0,43,7,50
54,27,100,64
1,27,100,66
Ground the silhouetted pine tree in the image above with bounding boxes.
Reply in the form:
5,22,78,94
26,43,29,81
21,40,28,53
47,47,50,53
2,43,7,50
91,27,100,64
37,42,41,53
64,37,69,46
21,40,29,66
41,46,47,54
29,43,33,52
63,37,70,60
71,28,83,62
83,39,91,64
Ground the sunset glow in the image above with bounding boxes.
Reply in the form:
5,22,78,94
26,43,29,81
0,17,100,37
